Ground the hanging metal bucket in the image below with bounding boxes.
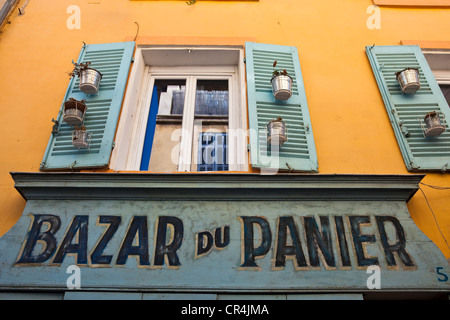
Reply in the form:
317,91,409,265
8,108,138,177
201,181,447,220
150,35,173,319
395,68,420,94
72,129,91,149
271,75,293,101
79,68,102,95
267,117,287,146
63,98,87,126
422,111,446,138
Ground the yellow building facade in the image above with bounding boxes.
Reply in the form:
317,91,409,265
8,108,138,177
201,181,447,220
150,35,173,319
0,0,449,300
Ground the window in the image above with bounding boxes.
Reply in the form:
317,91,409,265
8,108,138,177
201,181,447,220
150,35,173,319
372,0,450,7
110,47,248,172
197,132,228,171
111,43,318,173
42,42,318,173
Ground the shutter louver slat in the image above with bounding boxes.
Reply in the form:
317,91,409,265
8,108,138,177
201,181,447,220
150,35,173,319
366,45,450,171
41,42,135,170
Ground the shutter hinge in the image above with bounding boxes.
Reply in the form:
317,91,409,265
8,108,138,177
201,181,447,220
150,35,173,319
285,162,294,172
68,161,77,171
112,141,116,149
131,57,135,63
243,57,246,64
442,163,448,174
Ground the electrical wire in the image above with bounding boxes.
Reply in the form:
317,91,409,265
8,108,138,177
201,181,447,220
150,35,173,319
419,182,450,190
418,186,450,251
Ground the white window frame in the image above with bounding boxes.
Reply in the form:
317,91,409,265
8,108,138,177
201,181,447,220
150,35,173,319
110,46,248,172
139,68,236,172
423,49,450,85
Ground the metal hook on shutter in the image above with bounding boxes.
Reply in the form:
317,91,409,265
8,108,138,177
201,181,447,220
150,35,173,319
51,118,59,135
399,121,410,137
305,123,310,133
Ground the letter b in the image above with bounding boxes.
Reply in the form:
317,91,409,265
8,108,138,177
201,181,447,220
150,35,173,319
16,214,61,264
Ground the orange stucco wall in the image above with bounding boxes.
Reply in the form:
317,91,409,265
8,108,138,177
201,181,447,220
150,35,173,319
0,0,449,259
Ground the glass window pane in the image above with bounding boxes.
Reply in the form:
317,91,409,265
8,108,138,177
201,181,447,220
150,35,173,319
195,80,229,116
148,123,182,171
153,79,186,115
141,79,186,171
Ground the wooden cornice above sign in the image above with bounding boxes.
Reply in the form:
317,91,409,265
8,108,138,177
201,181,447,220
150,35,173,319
10,172,424,202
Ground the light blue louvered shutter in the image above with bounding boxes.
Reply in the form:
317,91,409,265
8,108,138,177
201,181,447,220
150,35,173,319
40,42,135,170
366,45,450,172
245,42,318,172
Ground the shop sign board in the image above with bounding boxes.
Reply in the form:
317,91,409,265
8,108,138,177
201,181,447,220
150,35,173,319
1,173,448,293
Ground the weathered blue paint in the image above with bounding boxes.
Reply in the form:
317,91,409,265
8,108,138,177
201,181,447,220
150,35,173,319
1,173,449,293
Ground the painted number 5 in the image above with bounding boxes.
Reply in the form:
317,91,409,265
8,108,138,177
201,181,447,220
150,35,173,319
436,267,448,282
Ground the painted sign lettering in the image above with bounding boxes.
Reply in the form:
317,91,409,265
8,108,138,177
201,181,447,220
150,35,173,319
16,214,416,270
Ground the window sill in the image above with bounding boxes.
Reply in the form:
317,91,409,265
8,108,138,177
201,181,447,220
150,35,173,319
372,0,450,7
